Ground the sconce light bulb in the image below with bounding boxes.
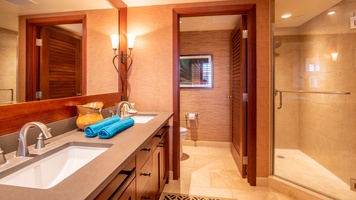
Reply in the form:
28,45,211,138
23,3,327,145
110,34,119,50
331,52,338,61
127,34,136,49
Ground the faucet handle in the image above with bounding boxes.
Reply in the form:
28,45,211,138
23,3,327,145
0,148,7,165
35,132,49,150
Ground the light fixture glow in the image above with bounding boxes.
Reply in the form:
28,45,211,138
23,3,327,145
127,34,136,49
281,13,292,19
331,52,338,61
110,34,119,50
328,11,336,15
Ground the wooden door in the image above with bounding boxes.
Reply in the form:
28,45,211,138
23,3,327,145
231,16,247,178
40,26,82,100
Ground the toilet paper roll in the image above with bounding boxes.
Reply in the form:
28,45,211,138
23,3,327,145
188,113,196,120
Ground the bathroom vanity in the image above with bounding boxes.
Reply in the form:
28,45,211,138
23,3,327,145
0,111,173,200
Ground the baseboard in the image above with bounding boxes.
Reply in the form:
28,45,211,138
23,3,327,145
182,140,231,148
256,177,269,187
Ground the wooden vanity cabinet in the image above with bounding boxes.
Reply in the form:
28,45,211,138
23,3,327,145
95,125,170,200
136,126,170,200
152,127,169,199
95,158,136,200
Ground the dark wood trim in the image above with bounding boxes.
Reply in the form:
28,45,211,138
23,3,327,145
172,9,180,180
172,4,257,185
246,5,257,186
0,92,121,136
26,14,87,101
119,7,127,100
108,0,127,9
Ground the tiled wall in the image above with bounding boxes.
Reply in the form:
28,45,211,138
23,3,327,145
180,30,231,142
274,35,300,149
274,0,356,184
0,28,17,103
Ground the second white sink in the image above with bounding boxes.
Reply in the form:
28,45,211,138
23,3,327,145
0,142,111,189
129,114,156,124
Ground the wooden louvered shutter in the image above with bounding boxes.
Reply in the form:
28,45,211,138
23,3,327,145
231,16,247,178
40,26,82,100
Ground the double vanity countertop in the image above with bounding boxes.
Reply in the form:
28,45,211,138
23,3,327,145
0,111,173,200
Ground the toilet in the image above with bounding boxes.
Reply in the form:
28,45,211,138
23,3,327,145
180,127,188,158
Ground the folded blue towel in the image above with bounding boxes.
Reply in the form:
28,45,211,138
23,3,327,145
98,117,135,139
84,116,120,138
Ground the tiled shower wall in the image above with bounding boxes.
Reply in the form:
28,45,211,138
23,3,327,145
275,0,356,185
0,28,17,103
179,30,231,142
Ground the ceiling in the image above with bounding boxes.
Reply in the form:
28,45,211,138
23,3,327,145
0,0,343,32
274,0,341,27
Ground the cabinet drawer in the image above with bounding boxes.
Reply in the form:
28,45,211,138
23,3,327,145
152,126,169,148
136,156,152,196
136,140,153,170
138,180,152,200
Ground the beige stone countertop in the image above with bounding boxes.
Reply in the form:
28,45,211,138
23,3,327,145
0,111,173,200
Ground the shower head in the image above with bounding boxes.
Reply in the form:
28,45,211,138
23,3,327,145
275,41,282,49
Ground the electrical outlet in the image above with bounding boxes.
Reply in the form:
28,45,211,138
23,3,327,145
351,178,356,192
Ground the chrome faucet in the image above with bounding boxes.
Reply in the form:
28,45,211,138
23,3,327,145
16,122,52,157
116,101,133,118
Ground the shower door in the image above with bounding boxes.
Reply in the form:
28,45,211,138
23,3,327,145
273,0,356,199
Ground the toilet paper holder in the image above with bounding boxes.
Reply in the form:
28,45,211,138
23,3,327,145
185,113,199,128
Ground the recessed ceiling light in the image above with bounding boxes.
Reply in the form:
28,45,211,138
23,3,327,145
281,13,292,19
328,11,336,15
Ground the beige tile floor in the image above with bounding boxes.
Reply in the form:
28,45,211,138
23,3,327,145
162,145,292,200
274,149,356,200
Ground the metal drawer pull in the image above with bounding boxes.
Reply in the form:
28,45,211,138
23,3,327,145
140,173,151,177
140,148,151,152
142,196,150,199
158,142,166,147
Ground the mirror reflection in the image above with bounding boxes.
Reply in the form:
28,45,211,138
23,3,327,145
0,0,119,104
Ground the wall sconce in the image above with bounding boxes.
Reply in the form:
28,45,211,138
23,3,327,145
110,34,136,100
110,34,136,72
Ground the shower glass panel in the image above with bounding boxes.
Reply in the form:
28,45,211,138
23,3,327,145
273,0,356,199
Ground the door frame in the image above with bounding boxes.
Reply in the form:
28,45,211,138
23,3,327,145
172,4,257,185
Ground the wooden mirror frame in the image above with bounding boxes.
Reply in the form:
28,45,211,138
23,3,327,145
0,0,127,136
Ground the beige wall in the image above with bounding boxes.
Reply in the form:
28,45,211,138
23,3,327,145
180,30,231,142
274,0,356,184
0,28,17,103
127,0,272,178
18,9,118,102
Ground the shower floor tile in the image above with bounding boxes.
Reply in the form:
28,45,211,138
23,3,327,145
274,149,356,200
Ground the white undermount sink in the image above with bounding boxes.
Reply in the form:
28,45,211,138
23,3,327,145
129,114,156,123
0,142,112,189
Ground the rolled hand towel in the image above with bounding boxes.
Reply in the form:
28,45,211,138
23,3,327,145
98,117,135,139
84,115,120,138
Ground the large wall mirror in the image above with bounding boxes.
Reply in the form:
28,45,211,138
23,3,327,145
0,0,120,104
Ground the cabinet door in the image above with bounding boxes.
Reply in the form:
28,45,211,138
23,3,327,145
112,177,136,200
152,133,169,199
159,133,168,192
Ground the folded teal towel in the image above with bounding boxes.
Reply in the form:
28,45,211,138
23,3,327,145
84,116,120,138
98,117,135,139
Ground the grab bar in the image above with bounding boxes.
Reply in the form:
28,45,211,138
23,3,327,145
275,89,351,109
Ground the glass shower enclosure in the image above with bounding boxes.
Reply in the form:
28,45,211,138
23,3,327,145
273,0,356,199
